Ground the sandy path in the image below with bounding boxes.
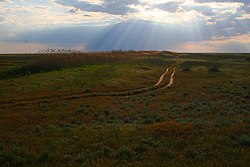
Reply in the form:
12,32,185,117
154,68,169,86
166,67,176,87
0,66,177,106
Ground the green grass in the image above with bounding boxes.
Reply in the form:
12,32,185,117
0,64,166,99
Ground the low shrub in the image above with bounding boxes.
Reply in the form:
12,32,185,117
180,60,221,72
193,119,207,128
75,153,92,164
208,65,220,72
154,115,165,123
38,151,51,164
76,107,88,115
104,109,110,116
94,146,112,158
64,154,72,162
0,143,4,151
181,66,191,71
158,149,176,160
239,135,250,147
0,153,17,166
184,147,197,160
115,147,133,161
0,151,35,167
123,117,132,124
183,92,189,96
84,88,91,93
143,118,154,124
141,137,156,146
35,126,41,134
135,143,147,155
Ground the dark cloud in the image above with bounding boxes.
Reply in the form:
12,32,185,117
69,9,77,14
3,19,214,51
241,3,250,14
56,0,139,15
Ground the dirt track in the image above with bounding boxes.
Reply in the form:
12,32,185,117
167,67,176,87
155,68,169,86
0,67,176,106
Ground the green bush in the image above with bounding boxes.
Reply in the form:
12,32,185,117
193,119,207,128
38,151,51,164
104,109,110,116
143,118,154,124
180,60,221,72
94,146,112,158
239,135,250,147
0,152,34,167
141,137,155,146
0,143,4,151
158,149,176,160
35,126,41,135
183,92,189,96
180,61,192,71
75,153,92,164
135,143,147,155
76,107,88,115
84,88,91,93
115,147,133,161
208,66,220,72
124,117,132,124
64,154,72,162
154,115,165,123
185,147,197,160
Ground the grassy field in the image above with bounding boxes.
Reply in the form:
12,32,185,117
0,51,249,166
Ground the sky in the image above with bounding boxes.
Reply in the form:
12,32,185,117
0,0,250,53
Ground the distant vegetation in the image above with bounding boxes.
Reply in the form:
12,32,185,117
180,61,221,72
0,50,174,80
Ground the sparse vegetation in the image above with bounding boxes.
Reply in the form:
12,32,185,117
180,60,221,72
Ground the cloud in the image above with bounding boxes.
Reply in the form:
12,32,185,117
194,0,250,14
56,0,140,15
183,4,214,16
0,16,4,22
177,33,250,52
194,0,248,3
155,2,180,13
0,0,12,3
